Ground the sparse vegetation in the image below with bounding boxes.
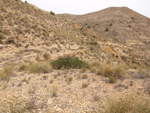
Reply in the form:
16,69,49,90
114,38,118,41
51,56,88,69
18,62,52,73
0,33,6,39
94,63,126,83
67,77,73,82
108,76,117,83
0,0,150,112
82,74,88,79
18,63,28,71
0,66,14,80
51,86,58,97
97,63,124,77
43,52,51,61
50,79,53,84
50,11,55,15
28,63,52,73
6,38,15,44
2,29,10,35
35,55,41,62
82,82,88,88
105,28,109,32
104,95,150,113
128,25,131,27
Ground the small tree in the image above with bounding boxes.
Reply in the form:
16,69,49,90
50,11,55,16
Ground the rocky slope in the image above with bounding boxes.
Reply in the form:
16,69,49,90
0,1,150,113
58,7,150,66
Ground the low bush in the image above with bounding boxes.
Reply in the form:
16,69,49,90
50,11,55,16
104,95,150,113
51,56,88,69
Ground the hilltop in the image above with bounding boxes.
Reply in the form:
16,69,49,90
0,1,150,113
58,7,150,66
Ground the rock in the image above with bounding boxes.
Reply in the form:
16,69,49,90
48,98,53,105
56,107,62,111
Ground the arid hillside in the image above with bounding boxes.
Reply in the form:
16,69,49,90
58,7,150,42
59,7,150,66
0,1,150,113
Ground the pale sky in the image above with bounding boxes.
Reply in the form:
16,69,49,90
21,0,150,18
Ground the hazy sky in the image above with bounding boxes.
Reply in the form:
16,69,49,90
21,0,150,18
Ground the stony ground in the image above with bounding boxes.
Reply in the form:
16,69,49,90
0,0,150,113
0,67,150,113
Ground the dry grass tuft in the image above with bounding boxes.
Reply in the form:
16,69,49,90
18,62,52,73
43,53,51,61
0,66,14,80
51,85,58,97
91,63,126,83
104,95,150,113
82,82,88,88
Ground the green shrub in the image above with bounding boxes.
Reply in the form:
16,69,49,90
51,56,88,69
105,95,150,113
50,11,55,16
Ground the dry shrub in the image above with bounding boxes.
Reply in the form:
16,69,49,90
0,66,14,80
91,62,127,83
105,95,150,113
51,85,58,97
18,62,52,73
43,52,51,61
